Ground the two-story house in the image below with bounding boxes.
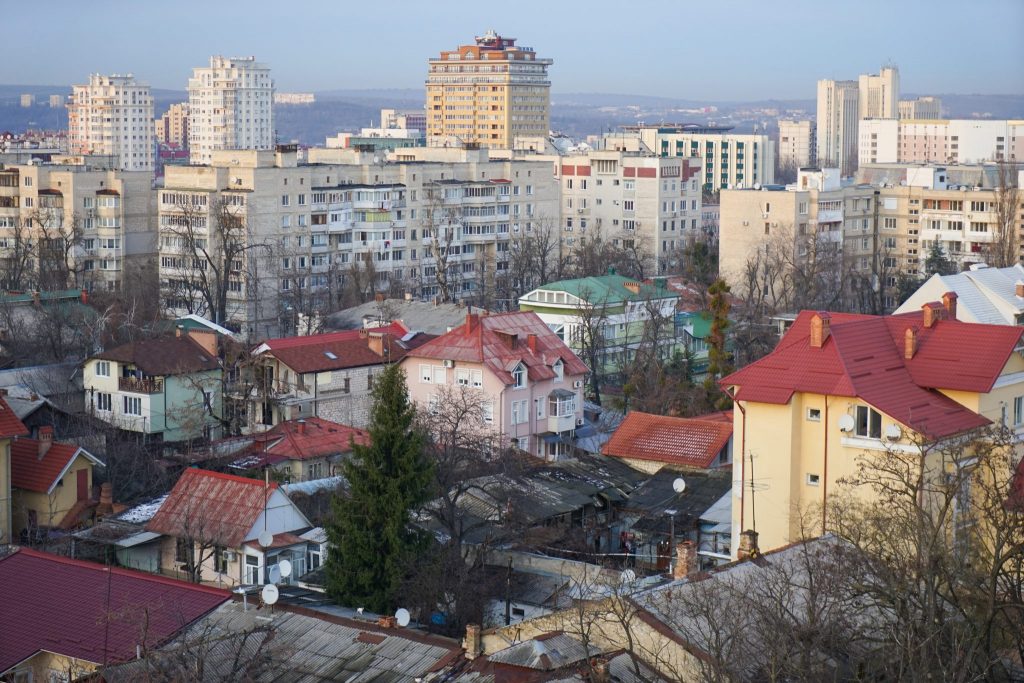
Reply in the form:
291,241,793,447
720,293,1024,557
401,311,589,460
83,328,222,443
228,417,369,483
246,323,434,431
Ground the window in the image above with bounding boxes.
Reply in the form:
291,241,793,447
480,401,494,424
807,408,821,421
553,360,564,382
471,370,483,388
511,399,529,424
281,195,290,206
96,392,112,412
95,361,110,377
855,405,882,439
806,473,821,486
123,395,142,416
535,398,545,419
420,364,433,383
213,546,228,574
343,378,350,394
1014,396,1023,426
367,372,374,390
512,364,526,389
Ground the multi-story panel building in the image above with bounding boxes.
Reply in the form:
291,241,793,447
68,74,154,172
816,79,860,176
187,56,274,165
628,124,774,194
777,119,816,170
156,102,189,149
899,96,942,120
858,66,899,120
859,118,1024,165
0,158,156,293
426,30,551,149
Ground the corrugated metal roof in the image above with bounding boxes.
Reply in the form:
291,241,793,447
489,632,594,669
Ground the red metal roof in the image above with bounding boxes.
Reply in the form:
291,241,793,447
146,469,278,548
257,323,435,373
603,411,733,469
721,307,1023,439
0,397,28,438
405,311,588,385
245,417,369,465
0,548,228,673
10,439,87,493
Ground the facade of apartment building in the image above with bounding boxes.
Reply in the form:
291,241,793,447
426,30,551,149
859,118,1024,165
187,56,274,165
777,119,816,169
858,66,899,120
156,102,189,148
816,79,860,175
899,96,942,120
67,74,154,172
401,311,588,460
159,145,559,338
0,159,156,293
628,125,774,194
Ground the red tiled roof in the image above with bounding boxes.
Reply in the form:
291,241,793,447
721,307,1023,440
0,547,228,673
10,439,97,494
603,411,733,469
146,469,279,548
257,323,436,373
247,417,369,465
0,397,29,438
404,311,588,385
94,335,219,376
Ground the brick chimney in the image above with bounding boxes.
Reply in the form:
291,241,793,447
38,425,54,459
591,657,611,683
375,292,385,303
527,334,537,353
809,312,831,348
80,288,88,304
942,291,958,319
673,540,698,579
904,327,918,360
96,482,114,515
296,419,306,435
922,302,945,328
464,313,480,334
463,623,482,659
1017,281,1024,298
738,529,759,561
377,615,397,628
175,324,184,337
367,332,385,356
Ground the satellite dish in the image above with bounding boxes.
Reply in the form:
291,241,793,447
279,559,292,578
395,608,411,627
620,569,636,585
885,424,902,441
838,414,855,433
672,478,687,494
261,583,279,606
267,565,281,585
258,531,274,548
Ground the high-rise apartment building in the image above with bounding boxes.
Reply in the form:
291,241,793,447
156,102,189,149
858,66,899,120
187,56,274,165
816,79,860,176
67,74,154,172
778,120,817,169
426,30,551,149
859,118,1024,165
899,96,942,120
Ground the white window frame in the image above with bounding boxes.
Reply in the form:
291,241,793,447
512,364,526,389
96,361,111,377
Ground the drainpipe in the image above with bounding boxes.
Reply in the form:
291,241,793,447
722,385,746,537
822,395,830,536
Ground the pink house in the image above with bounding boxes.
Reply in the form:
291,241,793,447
400,311,589,460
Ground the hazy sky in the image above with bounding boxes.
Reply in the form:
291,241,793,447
4,0,1022,100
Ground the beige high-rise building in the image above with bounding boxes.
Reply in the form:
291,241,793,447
816,79,860,176
187,56,274,165
426,30,551,149
778,119,816,169
156,102,189,148
858,66,899,120
899,96,942,120
67,74,154,172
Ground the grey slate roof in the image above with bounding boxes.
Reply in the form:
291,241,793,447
894,264,1024,325
624,467,732,536
326,299,477,336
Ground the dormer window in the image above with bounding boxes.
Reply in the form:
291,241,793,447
553,360,564,382
512,364,526,389
855,405,882,439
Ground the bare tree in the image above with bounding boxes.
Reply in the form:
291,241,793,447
0,216,38,290
988,160,1021,268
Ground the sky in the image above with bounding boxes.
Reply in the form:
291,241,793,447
3,0,1023,100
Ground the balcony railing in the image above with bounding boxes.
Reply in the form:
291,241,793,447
119,376,163,394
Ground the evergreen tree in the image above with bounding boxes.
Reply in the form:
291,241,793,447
924,241,957,276
704,278,734,409
325,364,433,613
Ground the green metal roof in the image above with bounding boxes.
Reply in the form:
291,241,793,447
676,311,713,339
532,274,675,305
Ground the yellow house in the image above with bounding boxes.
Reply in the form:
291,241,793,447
0,395,29,544
720,293,1024,556
10,426,105,538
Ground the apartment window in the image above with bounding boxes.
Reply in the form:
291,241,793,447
1014,396,1023,426
96,392,112,412
855,405,882,439
456,368,471,386
281,195,290,206
807,408,821,421
511,399,529,424
123,395,142,416
480,401,494,424
512,364,526,389
96,361,110,377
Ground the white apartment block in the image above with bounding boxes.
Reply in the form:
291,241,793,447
158,145,558,339
778,120,816,169
899,96,942,120
816,79,860,176
860,118,1024,165
858,66,899,120
187,56,274,165
0,158,156,293
68,74,154,172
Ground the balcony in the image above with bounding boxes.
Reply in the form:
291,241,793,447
817,208,843,224
119,376,163,394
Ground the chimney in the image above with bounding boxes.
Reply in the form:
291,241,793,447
673,540,698,579
187,329,218,356
904,327,918,360
463,623,482,659
80,288,88,305
367,332,385,357
296,419,306,434
591,657,611,683
0,388,7,398
738,529,759,561
942,291,958,319
404,291,413,302
175,324,185,338
38,425,54,459
464,313,479,334
809,312,831,348
377,615,397,628
1016,281,1024,298
527,334,537,353
922,302,944,328
96,482,114,515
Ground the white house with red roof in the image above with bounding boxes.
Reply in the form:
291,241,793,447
400,311,589,460
720,293,1024,557
146,468,316,587
246,322,434,431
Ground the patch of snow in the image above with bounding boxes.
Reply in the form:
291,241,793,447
115,494,168,524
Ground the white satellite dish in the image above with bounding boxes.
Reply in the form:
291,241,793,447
672,478,686,494
267,565,281,585
395,608,411,627
838,414,855,433
258,531,274,548
620,569,637,585
279,559,293,578
885,424,902,441
261,583,279,606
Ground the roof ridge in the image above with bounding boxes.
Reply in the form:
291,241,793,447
184,467,279,489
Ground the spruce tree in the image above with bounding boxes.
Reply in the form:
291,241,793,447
704,278,734,410
325,364,433,613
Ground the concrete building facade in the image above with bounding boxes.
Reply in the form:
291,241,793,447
858,66,899,120
187,56,274,165
899,96,942,120
778,119,816,169
68,74,154,172
156,102,189,149
816,79,860,176
859,118,1024,165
